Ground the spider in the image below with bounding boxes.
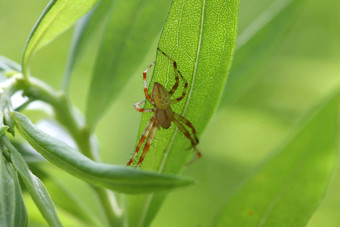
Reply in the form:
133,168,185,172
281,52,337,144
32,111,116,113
127,48,202,168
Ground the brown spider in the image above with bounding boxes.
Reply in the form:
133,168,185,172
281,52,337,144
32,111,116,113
127,48,202,168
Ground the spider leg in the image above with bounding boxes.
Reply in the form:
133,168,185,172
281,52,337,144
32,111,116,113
136,122,158,168
157,48,187,97
174,113,199,144
173,119,202,158
143,61,155,105
134,100,155,113
127,117,155,166
170,74,188,104
158,49,179,95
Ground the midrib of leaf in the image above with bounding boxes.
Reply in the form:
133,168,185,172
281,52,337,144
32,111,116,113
139,1,206,226
158,0,205,173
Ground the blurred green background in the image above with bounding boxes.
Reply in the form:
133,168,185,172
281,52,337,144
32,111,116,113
1,0,339,226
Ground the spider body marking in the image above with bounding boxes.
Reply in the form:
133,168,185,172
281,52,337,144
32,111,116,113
153,82,174,129
127,48,201,168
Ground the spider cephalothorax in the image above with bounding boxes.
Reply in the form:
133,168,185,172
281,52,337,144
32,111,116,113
127,48,201,168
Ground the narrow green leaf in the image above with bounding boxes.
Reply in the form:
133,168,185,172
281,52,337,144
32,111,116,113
11,141,45,164
6,157,28,227
129,0,239,226
215,91,339,226
221,0,304,105
12,112,194,194
62,0,114,90
86,0,171,130
44,176,100,226
0,152,16,227
2,137,63,227
22,0,98,78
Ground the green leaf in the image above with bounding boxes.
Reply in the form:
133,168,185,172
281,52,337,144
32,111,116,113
0,152,16,227
2,137,62,227
22,0,98,78
44,176,100,226
221,0,304,105
12,112,194,194
11,141,45,164
128,0,239,226
5,156,28,227
86,0,171,130
62,0,114,91
214,91,339,226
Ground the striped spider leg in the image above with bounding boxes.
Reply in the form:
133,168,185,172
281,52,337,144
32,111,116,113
127,48,201,168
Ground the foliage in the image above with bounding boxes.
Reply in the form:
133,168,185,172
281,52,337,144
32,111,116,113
0,0,339,226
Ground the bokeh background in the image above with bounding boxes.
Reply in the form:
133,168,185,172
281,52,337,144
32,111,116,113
0,0,339,226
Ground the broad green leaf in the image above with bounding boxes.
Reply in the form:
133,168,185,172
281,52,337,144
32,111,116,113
12,112,194,194
215,91,339,226
2,137,62,227
62,0,114,90
22,0,98,78
0,152,16,227
221,0,304,105
128,0,239,226
86,0,171,130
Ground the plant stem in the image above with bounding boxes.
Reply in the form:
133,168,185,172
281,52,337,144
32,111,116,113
15,75,123,226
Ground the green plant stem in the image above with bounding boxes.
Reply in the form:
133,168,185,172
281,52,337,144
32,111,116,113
14,75,122,226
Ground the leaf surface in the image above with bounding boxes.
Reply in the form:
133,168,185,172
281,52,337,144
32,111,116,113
62,0,113,90
3,137,62,227
128,0,239,226
85,0,171,129
0,152,16,227
44,176,100,226
22,0,98,77
5,156,28,227
221,0,304,105
13,112,194,194
215,91,339,226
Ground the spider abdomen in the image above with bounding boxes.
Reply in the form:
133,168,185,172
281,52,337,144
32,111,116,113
155,107,174,129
